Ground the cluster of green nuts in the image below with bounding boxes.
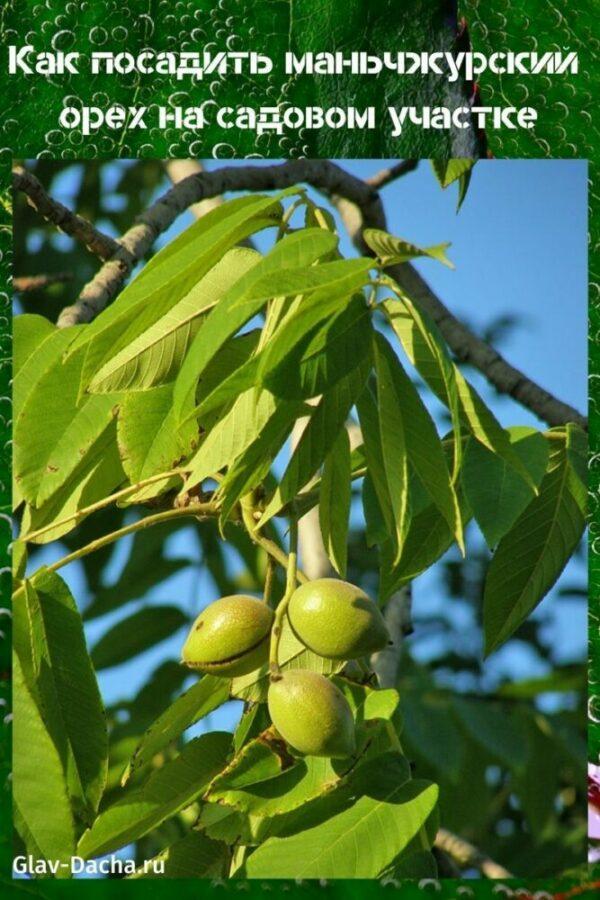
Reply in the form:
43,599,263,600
182,578,391,759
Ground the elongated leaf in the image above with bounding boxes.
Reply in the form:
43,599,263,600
117,382,197,490
15,570,107,819
483,436,586,656
123,675,230,784
72,192,294,394
374,334,463,552
13,313,55,377
379,497,470,600
364,228,454,269
431,159,476,189
263,293,373,400
256,271,373,393
21,425,125,545
15,331,118,508
78,732,231,859
382,289,537,491
130,832,228,878
242,754,437,878
231,616,342,703
88,247,260,393
184,388,280,493
174,228,339,422
454,368,538,491
217,400,301,525
258,360,369,527
566,422,587,514
91,606,189,670
14,327,81,505
356,386,396,541
402,693,463,782
462,427,548,547
382,296,462,479
13,653,76,864
319,428,351,576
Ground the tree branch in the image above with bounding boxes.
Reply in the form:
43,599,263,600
13,272,73,293
434,827,513,879
367,159,419,190
12,167,120,261
51,159,585,429
56,160,383,328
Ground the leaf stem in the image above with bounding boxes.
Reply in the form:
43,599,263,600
21,468,190,543
240,499,308,585
262,556,276,608
269,516,298,678
13,505,215,602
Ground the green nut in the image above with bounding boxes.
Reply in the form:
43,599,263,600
182,595,273,677
287,578,390,660
268,670,356,758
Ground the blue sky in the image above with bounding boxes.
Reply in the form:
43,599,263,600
29,159,588,729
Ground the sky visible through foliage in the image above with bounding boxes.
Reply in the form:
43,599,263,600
22,159,587,739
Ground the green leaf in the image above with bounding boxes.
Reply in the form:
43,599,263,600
452,698,528,771
483,436,586,656
356,386,396,546
78,731,231,859
382,295,463,479
379,495,470,600
14,327,82,505
173,228,339,422
242,754,437,878
431,159,476,189
21,425,125,545
13,652,76,864
566,422,587,515
183,388,282,493
117,382,197,498
13,313,55,377
216,401,301,526
207,730,363,819
362,471,389,548
319,428,351,576
402,693,463,782
258,360,370,527
90,606,189,670
87,247,260,393
462,427,549,547
454,368,538,492
363,227,454,268
374,334,463,553
123,675,231,784
230,616,342,703
15,570,108,819
129,832,228,878
72,192,293,395
256,268,373,392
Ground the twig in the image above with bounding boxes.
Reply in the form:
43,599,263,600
20,468,190,543
12,167,120,261
367,160,419,190
434,827,513,879
13,272,73,293
14,505,216,602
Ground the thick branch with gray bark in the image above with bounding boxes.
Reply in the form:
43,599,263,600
12,168,120,261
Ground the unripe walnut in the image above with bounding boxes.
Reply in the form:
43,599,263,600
287,578,390,660
182,595,273,677
268,670,356,758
